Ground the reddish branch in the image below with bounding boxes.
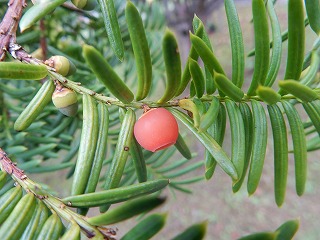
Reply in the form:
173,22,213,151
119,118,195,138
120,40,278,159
0,0,27,61
0,1,31,175
0,148,27,180
0,0,49,65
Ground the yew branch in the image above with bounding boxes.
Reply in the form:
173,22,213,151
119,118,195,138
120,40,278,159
0,0,27,61
0,147,117,240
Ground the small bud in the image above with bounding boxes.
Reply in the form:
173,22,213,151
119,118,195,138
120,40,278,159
46,56,76,77
71,0,96,11
52,87,78,117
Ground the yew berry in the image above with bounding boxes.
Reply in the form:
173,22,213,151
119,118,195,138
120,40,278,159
134,108,179,152
46,55,76,77
52,86,78,117
72,0,96,11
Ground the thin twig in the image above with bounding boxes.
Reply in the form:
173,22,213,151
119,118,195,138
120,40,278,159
0,147,117,240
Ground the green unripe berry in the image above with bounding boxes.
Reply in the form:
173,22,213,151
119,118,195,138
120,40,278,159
71,0,96,11
52,86,78,117
46,55,76,77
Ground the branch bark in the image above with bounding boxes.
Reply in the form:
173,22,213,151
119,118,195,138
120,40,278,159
0,147,27,179
0,0,27,61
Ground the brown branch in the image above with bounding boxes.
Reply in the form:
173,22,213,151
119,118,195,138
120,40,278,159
0,0,27,61
0,148,27,180
39,19,47,59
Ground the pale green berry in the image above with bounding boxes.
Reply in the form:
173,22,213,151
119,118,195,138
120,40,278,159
52,87,78,117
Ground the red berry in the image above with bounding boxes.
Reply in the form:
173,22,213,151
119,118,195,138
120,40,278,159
134,108,179,152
